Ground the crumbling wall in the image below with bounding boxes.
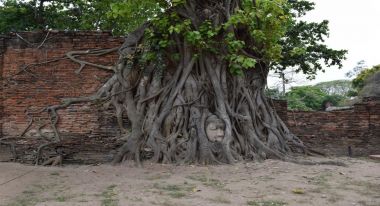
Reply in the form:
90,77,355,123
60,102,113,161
0,31,379,164
286,97,380,156
0,31,124,163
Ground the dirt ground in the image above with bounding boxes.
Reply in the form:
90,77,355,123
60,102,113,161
0,157,379,206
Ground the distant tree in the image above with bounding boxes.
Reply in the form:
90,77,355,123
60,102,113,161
0,0,140,34
352,65,380,90
271,1,347,80
352,65,380,97
346,60,367,78
285,85,346,111
265,87,283,100
314,80,353,96
360,71,380,97
286,86,327,110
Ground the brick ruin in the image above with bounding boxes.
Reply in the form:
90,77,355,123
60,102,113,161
0,31,379,163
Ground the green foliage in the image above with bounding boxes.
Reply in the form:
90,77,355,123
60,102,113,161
1,0,347,79
346,60,367,78
0,0,39,33
352,65,380,90
0,0,122,33
285,85,346,111
272,0,347,79
264,87,283,100
314,80,353,96
285,86,325,110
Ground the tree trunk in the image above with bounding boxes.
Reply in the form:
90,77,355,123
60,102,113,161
106,0,307,164
24,0,308,165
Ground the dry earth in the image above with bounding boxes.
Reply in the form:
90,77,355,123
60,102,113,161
0,157,379,206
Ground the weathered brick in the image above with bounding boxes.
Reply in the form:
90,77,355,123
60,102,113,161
0,31,379,163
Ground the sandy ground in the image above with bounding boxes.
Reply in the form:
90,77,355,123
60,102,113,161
0,157,379,206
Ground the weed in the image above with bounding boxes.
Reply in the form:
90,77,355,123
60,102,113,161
168,191,186,198
153,182,195,199
101,184,119,206
186,175,225,190
147,174,172,180
6,184,48,206
56,196,66,202
50,172,60,176
209,196,231,204
247,200,287,206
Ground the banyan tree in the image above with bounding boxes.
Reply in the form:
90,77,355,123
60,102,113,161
8,0,346,165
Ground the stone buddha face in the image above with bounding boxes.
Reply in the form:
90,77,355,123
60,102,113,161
205,115,225,142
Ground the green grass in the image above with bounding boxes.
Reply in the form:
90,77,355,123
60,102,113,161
308,172,332,188
55,196,66,202
101,185,119,206
209,196,231,204
50,172,60,176
186,175,225,190
247,200,287,206
6,184,48,206
153,182,195,199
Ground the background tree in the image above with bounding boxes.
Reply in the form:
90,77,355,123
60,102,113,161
352,64,380,97
346,60,367,78
0,0,141,34
3,0,347,165
271,1,346,79
285,86,328,111
314,80,352,96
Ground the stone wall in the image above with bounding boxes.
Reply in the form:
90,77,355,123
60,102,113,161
0,31,379,163
0,31,124,163
286,97,380,156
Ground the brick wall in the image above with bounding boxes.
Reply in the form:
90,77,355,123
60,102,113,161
0,31,379,163
286,97,380,156
0,31,124,163
0,35,5,139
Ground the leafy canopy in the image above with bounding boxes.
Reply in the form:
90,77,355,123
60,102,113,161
0,0,346,77
352,65,380,90
285,85,344,111
272,0,347,79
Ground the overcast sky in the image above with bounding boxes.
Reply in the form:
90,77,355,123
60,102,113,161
268,0,380,88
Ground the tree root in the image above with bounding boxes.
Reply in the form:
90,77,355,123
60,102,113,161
41,155,63,166
13,1,325,166
0,137,17,161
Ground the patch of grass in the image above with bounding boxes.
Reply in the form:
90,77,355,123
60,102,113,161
186,175,225,190
56,196,66,202
146,173,172,180
327,194,343,203
247,200,287,206
101,185,119,206
168,191,187,198
126,196,143,202
153,182,195,199
344,181,380,197
160,199,177,206
209,196,231,204
308,172,332,188
50,172,60,176
6,184,48,206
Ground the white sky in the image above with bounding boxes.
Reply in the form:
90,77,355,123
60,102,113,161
268,0,380,88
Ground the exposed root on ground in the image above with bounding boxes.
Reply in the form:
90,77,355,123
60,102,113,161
10,0,329,166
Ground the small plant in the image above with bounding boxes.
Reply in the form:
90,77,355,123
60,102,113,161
209,196,231,204
101,185,119,206
247,200,287,206
153,182,195,198
186,175,225,190
50,172,60,176
56,196,66,202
